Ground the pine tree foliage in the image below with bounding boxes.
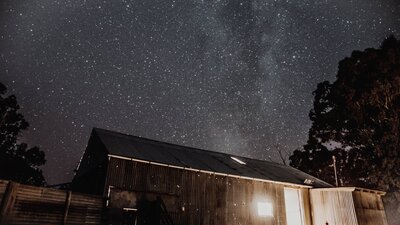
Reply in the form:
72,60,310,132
0,82,46,185
290,36,400,223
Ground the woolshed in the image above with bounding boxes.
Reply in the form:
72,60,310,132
71,128,388,225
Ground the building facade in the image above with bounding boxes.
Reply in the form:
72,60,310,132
72,128,388,225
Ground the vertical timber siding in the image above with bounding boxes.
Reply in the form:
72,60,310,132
105,157,313,225
299,188,312,224
310,188,389,225
353,191,388,225
310,189,359,225
0,180,103,225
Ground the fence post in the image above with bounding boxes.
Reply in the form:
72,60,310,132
0,181,19,225
62,191,72,225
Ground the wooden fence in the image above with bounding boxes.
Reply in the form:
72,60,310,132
0,180,104,225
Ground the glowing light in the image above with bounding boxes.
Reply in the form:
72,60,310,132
257,202,273,217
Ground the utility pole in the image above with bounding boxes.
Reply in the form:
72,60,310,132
332,155,339,187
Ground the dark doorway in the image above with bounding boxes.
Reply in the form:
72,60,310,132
136,196,162,225
122,209,137,225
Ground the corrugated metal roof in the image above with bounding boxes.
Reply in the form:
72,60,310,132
93,128,332,188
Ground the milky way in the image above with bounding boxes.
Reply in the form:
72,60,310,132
0,0,399,184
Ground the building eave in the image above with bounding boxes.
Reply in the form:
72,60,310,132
107,154,314,189
310,187,386,195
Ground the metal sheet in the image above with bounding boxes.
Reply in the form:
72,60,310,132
93,128,332,188
310,189,359,225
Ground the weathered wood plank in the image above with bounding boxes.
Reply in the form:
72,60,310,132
0,180,103,225
105,157,297,225
63,191,72,225
0,182,19,225
353,191,388,225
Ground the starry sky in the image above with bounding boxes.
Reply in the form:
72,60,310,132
0,0,399,184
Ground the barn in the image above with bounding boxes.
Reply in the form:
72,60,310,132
71,128,388,225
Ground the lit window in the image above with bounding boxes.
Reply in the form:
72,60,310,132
257,202,273,217
230,156,246,165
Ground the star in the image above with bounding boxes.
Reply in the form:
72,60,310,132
0,0,399,184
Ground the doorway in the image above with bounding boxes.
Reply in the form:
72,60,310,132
284,188,305,225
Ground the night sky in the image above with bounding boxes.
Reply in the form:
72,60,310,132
0,0,399,184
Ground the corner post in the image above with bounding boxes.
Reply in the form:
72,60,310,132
0,181,19,225
62,190,72,225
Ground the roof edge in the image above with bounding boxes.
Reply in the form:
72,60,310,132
108,154,314,189
311,187,386,195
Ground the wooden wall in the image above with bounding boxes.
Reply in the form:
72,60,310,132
310,189,359,225
299,188,312,225
71,132,109,195
310,188,389,225
105,157,313,225
353,191,388,225
0,180,104,225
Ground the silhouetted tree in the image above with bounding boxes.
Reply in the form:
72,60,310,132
0,82,46,185
290,36,400,224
